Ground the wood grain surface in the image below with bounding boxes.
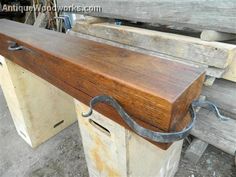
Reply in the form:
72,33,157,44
0,20,205,148
58,0,236,34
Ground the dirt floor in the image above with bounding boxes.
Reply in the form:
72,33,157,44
0,86,235,177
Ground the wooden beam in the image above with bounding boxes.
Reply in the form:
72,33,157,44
200,30,236,42
57,0,236,34
69,31,226,80
184,138,208,164
191,109,236,156
0,20,205,149
72,21,236,69
202,79,236,119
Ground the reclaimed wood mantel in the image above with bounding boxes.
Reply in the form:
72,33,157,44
0,19,205,149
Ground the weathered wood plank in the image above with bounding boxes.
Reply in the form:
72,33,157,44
184,138,208,164
202,79,236,118
223,57,236,82
191,109,236,156
0,19,204,145
70,28,227,82
200,30,236,42
204,76,216,86
72,21,236,69
58,0,236,34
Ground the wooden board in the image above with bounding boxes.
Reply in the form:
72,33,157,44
200,30,236,42
73,21,236,69
184,138,208,164
57,0,236,34
75,99,183,177
223,57,236,82
0,20,204,139
0,56,77,148
202,79,236,119
191,108,236,156
69,31,225,82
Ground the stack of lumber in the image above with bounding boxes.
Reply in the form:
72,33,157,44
71,17,236,84
69,16,236,159
57,0,236,34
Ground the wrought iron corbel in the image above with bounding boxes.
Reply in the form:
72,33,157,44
82,95,229,143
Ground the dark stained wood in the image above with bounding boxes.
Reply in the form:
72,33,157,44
0,19,205,149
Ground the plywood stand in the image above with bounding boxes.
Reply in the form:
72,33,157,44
74,99,183,177
0,56,77,148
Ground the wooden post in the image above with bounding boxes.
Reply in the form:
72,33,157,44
0,56,77,148
74,99,183,177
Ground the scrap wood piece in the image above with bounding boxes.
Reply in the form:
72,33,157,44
57,0,236,34
191,108,236,156
184,138,208,164
223,57,236,83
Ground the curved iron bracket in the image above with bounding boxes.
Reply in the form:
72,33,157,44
192,100,229,121
8,41,24,51
82,95,196,143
